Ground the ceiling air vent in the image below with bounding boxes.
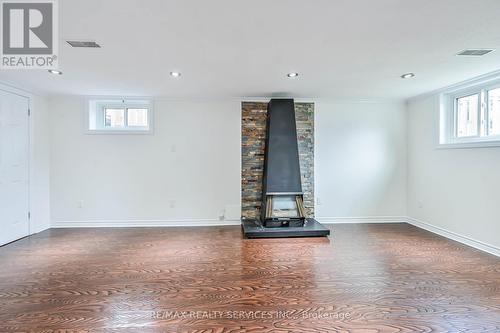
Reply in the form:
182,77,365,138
66,40,101,48
457,49,494,56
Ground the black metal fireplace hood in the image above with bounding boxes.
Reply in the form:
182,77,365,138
262,99,302,196
260,99,306,228
242,99,330,238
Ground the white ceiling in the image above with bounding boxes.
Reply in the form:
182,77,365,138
1,0,500,99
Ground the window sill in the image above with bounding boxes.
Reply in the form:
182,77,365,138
85,129,153,135
437,140,500,149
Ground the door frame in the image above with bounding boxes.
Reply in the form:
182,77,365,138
0,82,33,237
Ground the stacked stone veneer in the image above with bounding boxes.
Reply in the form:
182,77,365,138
241,101,314,220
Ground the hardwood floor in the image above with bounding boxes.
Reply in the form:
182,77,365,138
1,223,500,333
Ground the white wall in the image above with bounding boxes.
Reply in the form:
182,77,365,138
49,96,241,226
30,95,51,232
315,101,407,221
407,95,500,249
49,97,408,226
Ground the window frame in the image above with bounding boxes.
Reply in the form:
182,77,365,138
86,97,154,134
453,91,481,140
484,84,500,138
439,79,500,148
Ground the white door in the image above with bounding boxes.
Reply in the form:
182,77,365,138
0,90,30,246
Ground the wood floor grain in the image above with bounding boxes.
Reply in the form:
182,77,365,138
1,223,500,333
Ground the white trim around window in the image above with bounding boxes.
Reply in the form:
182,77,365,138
86,97,154,134
439,77,500,148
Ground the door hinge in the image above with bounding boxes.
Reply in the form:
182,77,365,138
28,108,31,116
28,211,31,219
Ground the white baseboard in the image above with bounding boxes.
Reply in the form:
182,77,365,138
317,216,407,224
54,216,406,228
53,216,406,228
52,219,241,228
406,217,500,257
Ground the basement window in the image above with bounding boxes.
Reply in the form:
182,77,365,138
87,98,153,134
439,81,500,148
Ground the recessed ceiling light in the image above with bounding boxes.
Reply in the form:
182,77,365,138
48,69,62,75
287,72,299,78
401,73,415,79
170,71,181,78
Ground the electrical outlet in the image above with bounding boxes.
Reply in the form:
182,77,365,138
316,197,322,205
418,200,423,209
77,200,84,208
169,200,176,208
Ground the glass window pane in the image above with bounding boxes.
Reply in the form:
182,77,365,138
127,108,148,127
104,108,125,127
488,88,500,136
456,94,479,138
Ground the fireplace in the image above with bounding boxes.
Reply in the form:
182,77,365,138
242,99,330,238
263,194,305,227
